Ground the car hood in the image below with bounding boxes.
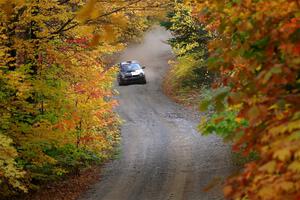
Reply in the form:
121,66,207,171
123,69,144,74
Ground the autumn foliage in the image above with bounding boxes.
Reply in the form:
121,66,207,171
188,0,300,199
0,0,169,197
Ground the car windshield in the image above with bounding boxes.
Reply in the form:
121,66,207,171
121,63,141,72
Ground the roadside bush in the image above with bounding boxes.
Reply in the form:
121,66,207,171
198,87,259,166
162,2,216,106
44,144,100,173
200,109,248,140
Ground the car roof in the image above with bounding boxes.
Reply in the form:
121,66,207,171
120,60,139,65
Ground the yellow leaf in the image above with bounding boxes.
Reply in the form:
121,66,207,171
295,150,300,160
235,117,243,123
77,0,97,22
273,149,291,161
269,120,300,136
259,161,276,173
100,25,116,42
90,7,100,19
288,161,300,173
111,13,128,27
15,0,25,6
258,186,275,199
278,181,295,193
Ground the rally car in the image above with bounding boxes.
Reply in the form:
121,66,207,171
117,61,147,85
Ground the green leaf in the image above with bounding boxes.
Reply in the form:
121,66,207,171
252,37,270,50
199,99,210,111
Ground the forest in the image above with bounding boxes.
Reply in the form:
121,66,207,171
0,0,169,198
1,0,300,200
164,1,300,199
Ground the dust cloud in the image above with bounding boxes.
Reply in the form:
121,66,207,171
118,25,173,66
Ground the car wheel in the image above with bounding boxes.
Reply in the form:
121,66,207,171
118,77,125,86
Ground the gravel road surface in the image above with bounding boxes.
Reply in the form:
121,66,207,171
79,26,233,200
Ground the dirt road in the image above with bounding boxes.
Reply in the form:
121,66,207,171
79,26,233,200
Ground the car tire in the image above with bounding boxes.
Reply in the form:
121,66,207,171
118,76,125,86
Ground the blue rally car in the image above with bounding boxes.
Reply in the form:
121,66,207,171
117,61,147,85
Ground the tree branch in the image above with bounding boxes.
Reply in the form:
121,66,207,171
51,17,76,35
88,0,143,22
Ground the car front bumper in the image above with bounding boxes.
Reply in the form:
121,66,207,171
121,75,145,83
